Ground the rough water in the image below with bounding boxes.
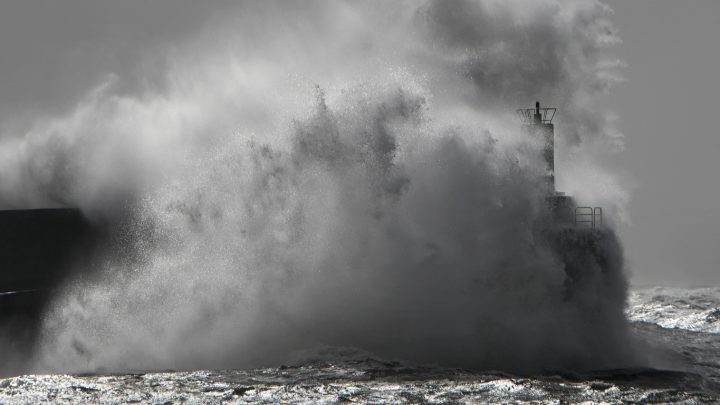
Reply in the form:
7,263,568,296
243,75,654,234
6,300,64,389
1,287,718,404
629,287,720,335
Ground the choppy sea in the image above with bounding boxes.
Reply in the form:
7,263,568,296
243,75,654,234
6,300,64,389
1,287,719,404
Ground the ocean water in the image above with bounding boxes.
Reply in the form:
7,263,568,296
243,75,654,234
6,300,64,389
1,287,718,404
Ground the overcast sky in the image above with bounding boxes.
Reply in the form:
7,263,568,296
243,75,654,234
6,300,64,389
603,0,720,286
0,1,717,287
0,0,232,129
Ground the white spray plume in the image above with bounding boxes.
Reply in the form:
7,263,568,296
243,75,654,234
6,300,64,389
0,0,639,374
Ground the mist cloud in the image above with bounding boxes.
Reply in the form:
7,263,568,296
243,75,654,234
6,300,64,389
0,0,638,375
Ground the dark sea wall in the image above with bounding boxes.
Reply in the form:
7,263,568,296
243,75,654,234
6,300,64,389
0,208,102,369
0,209,97,293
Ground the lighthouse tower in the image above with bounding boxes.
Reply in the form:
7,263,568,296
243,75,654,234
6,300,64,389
517,101,557,192
517,101,602,227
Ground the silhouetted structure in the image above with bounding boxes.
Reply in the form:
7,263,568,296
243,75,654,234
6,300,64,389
518,102,621,307
518,101,605,227
0,208,102,361
517,101,556,191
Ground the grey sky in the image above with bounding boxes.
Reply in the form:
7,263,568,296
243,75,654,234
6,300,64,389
0,0,230,129
604,0,720,286
0,1,717,287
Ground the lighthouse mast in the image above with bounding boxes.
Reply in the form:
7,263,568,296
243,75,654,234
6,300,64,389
516,101,557,193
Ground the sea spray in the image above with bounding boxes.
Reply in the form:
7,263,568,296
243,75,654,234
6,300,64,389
0,0,634,373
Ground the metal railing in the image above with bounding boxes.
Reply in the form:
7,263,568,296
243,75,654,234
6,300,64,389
575,207,602,228
516,107,556,124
